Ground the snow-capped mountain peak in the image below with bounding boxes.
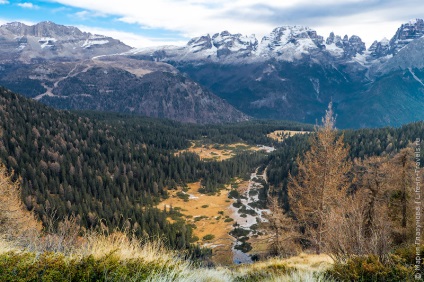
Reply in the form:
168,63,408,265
211,31,258,58
131,19,424,67
0,21,132,63
389,18,424,55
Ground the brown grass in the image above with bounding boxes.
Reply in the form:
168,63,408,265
281,253,334,271
158,182,236,264
175,142,260,161
0,163,42,241
267,130,309,142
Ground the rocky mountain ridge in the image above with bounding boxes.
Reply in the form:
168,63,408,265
132,25,369,64
1,20,424,127
129,19,424,128
0,21,132,63
133,19,424,67
0,21,247,123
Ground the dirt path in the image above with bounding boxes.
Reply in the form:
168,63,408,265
34,61,92,100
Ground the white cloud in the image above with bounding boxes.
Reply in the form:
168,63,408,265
76,25,187,48
73,10,107,20
74,10,90,19
48,1,424,47
17,2,40,9
0,0,9,5
49,0,277,38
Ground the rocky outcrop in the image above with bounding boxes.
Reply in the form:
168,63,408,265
0,21,132,63
389,19,424,55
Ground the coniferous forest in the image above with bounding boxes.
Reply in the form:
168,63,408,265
0,87,310,253
1,86,424,280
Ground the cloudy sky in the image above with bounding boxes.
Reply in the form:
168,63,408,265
0,0,423,48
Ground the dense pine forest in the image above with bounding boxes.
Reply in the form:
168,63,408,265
1,86,424,280
1,86,423,255
266,121,424,206
0,87,311,253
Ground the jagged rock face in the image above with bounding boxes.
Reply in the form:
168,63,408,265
0,21,248,124
258,26,325,61
187,34,213,53
0,21,132,63
131,19,424,128
2,21,85,38
187,30,258,58
324,32,365,58
211,31,257,58
135,25,366,64
344,35,366,57
365,19,424,61
326,32,340,45
368,38,390,59
389,19,424,55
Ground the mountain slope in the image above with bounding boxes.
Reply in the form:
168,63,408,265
131,19,424,128
33,57,248,124
0,22,247,124
0,21,132,63
2,20,424,127
0,87,269,250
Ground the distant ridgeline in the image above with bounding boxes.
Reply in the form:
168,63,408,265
0,87,310,253
266,121,424,207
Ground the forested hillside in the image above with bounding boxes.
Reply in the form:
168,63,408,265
266,121,424,206
0,87,311,252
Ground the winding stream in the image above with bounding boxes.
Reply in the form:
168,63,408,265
231,166,270,264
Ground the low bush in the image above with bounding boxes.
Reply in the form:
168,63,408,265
326,253,417,282
230,228,250,238
176,191,189,202
235,241,252,253
232,200,243,209
202,234,215,241
0,251,170,282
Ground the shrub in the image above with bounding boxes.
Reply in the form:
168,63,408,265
326,254,416,282
194,216,208,222
176,191,189,202
232,200,243,209
0,251,166,281
189,236,199,243
228,190,240,199
235,242,252,253
202,234,215,241
230,228,250,238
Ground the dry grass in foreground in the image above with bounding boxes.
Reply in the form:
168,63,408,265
0,231,336,282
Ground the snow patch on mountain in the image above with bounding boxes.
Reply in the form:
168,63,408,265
82,38,110,49
409,68,424,87
324,43,344,58
38,37,57,48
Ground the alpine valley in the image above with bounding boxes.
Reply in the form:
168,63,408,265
1,16,424,281
1,19,424,126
